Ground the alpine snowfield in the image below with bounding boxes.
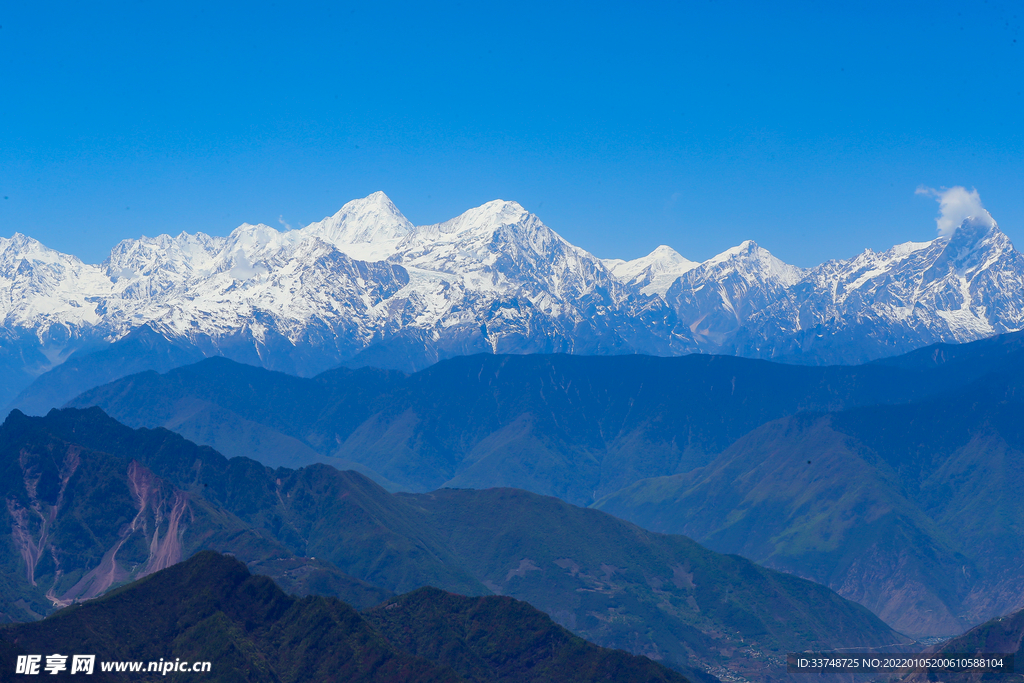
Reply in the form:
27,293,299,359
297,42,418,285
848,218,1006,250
2,191,1023,400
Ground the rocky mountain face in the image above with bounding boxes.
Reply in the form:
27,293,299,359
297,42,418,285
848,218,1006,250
0,407,910,682
2,193,1022,410
0,408,391,623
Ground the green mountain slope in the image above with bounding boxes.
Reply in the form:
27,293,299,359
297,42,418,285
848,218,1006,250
1,407,485,599
0,407,372,620
0,408,908,681
0,551,461,682
595,366,1024,637
365,587,692,683
403,487,908,681
0,551,696,683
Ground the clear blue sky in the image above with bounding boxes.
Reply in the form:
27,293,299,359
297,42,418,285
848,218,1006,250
1,1,1021,267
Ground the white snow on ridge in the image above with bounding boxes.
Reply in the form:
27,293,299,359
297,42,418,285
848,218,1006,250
603,245,698,297
0,233,111,331
302,191,414,262
699,240,808,287
1,191,1022,371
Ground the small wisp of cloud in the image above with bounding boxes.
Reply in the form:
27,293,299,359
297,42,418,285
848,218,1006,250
916,185,996,237
278,215,293,231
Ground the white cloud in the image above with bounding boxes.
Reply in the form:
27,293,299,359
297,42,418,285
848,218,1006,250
278,215,293,231
915,185,996,237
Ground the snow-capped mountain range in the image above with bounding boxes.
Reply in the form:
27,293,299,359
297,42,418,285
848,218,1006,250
2,191,1022,406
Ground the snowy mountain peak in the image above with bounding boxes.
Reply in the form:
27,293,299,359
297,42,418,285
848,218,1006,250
947,217,1007,247
701,240,806,286
603,245,698,297
0,232,32,251
0,233,88,276
1,191,1023,392
230,222,283,246
650,244,686,258
302,191,414,262
706,240,756,263
424,199,530,238
1,232,56,256
929,218,1014,276
103,231,225,283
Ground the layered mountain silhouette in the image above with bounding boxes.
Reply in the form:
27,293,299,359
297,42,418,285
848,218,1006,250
68,349,990,500
63,333,1024,637
0,408,908,680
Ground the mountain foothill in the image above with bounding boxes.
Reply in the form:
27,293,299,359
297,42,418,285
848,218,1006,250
59,332,1024,637
1,550,693,683
0,403,924,681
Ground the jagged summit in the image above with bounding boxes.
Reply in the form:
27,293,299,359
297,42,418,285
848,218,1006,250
414,199,529,240
1,191,1023,409
0,232,36,253
304,191,414,261
603,245,697,297
943,217,1011,254
697,239,807,287
0,232,81,268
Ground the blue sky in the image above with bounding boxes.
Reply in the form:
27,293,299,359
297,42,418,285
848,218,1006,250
1,1,1021,266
